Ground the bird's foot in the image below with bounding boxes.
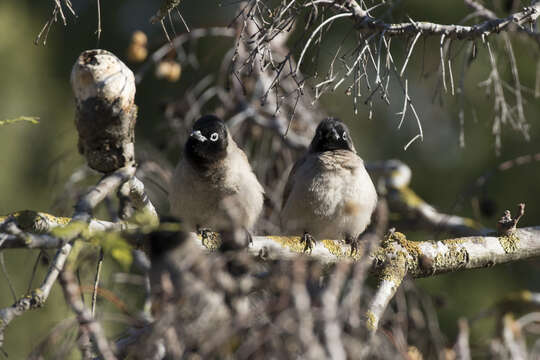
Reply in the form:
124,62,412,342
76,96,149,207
346,235,360,256
197,226,213,248
243,227,253,246
301,232,315,253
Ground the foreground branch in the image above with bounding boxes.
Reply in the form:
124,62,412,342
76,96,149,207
0,166,135,348
1,212,538,340
3,212,537,276
59,269,117,360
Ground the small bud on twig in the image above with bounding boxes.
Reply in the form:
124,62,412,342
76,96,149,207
497,203,525,236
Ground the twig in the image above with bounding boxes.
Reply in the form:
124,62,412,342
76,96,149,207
96,0,102,46
397,79,408,129
454,318,471,360
295,13,352,75
59,269,117,360
400,32,421,77
403,134,421,151
0,253,16,302
74,166,136,222
440,34,448,93
91,248,104,318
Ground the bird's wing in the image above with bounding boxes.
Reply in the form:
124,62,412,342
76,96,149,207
281,154,308,210
230,141,265,195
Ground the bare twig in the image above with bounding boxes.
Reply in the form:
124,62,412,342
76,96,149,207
35,0,77,45
96,0,102,45
454,318,471,360
59,269,117,360
91,248,104,318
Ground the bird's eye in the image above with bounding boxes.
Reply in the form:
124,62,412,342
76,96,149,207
342,131,347,139
210,132,219,142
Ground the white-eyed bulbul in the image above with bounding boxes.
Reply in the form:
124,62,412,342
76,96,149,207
280,118,377,254
169,115,264,237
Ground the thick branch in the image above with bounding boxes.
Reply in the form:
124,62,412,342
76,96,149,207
335,0,540,39
227,227,539,275
3,213,538,277
372,228,540,278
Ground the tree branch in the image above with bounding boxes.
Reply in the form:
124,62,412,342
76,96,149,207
59,269,117,360
335,0,540,39
0,166,135,348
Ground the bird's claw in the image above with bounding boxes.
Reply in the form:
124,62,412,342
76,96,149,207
301,232,315,253
244,227,253,246
197,226,213,247
347,235,359,256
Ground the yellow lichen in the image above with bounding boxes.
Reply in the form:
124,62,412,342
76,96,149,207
379,231,421,270
321,239,342,256
196,232,221,250
14,210,49,233
394,231,421,257
29,288,45,308
1,211,71,233
36,212,70,225
321,239,362,260
365,310,377,331
379,252,407,283
432,242,468,270
268,236,306,253
499,232,520,253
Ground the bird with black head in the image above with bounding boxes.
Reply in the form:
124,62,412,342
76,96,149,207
169,115,264,243
280,118,378,254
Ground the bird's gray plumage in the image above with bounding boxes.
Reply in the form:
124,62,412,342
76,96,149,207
280,119,377,243
169,116,264,232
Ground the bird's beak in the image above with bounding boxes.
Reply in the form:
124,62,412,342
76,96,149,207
190,130,207,142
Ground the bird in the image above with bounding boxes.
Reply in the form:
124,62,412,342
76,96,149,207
169,115,264,242
280,118,378,254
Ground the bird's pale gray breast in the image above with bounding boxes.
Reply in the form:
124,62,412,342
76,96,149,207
169,142,264,232
281,150,377,239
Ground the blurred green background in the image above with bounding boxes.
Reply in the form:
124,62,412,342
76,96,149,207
0,0,538,358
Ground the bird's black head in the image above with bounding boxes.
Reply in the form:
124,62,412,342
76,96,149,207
309,118,355,153
185,115,229,167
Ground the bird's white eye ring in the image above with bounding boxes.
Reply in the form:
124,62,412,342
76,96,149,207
210,132,219,142
342,131,347,139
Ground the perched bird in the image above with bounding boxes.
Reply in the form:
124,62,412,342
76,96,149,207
280,118,378,254
169,115,264,238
